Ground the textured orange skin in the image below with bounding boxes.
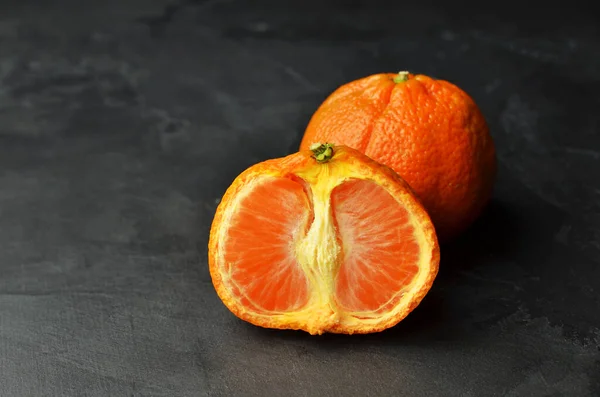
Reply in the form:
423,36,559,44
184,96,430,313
300,73,497,242
208,145,440,335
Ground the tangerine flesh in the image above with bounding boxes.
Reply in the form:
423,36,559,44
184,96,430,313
209,145,439,335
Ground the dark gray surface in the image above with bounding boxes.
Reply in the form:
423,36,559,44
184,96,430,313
1,1,599,396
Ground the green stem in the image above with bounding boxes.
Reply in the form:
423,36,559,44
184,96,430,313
309,143,334,163
393,71,410,83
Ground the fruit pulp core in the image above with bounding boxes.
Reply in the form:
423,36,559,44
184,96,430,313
220,174,420,318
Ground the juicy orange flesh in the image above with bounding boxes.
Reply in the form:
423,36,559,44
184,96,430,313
331,179,419,313
222,175,419,316
223,176,311,312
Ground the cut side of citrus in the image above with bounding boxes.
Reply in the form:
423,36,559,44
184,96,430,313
222,176,312,313
332,179,420,315
209,144,439,335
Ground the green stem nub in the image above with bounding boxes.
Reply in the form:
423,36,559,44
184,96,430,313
393,71,410,83
310,142,334,163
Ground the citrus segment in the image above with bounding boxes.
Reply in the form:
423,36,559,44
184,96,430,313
221,176,312,313
331,178,419,314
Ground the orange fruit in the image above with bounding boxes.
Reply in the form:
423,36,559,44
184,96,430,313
208,144,439,335
300,71,496,242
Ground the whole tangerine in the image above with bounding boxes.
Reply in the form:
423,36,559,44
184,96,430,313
300,71,496,242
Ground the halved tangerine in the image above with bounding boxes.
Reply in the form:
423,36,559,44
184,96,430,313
208,144,439,335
